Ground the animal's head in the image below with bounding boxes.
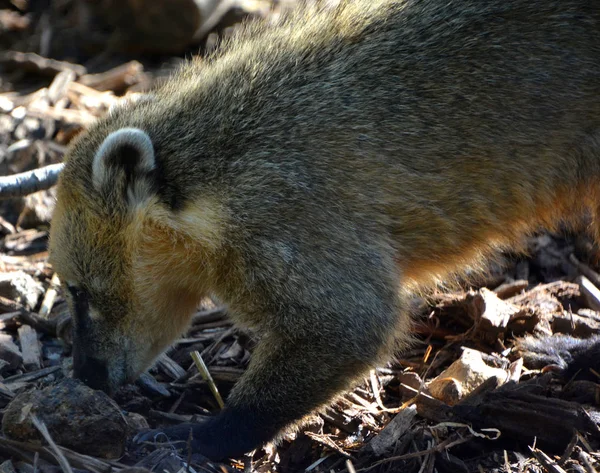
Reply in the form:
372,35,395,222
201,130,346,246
49,118,224,393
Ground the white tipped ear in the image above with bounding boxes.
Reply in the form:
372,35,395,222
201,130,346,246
92,127,156,204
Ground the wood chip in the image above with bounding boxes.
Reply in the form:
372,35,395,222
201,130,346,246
136,373,171,398
367,405,417,456
3,366,60,386
427,348,509,405
0,382,16,400
156,354,186,380
0,333,22,370
468,288,520,333
17,325,41,371
0,296,57,335
570,254,600,289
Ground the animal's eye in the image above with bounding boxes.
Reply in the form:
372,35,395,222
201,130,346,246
67,285,86,300
66,284,90,319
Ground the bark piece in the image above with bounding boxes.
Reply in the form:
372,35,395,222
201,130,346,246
367,405,417,456
156,354,186,380
453,376,600,451
17,325,41,371
468,288,521,333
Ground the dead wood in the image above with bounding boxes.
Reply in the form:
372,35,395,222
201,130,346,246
17,325,41,370
571,254,600,289
0,164,64,200
79,62,147,94
530,447,569,473
366,405,417,456
0,52,86,77
453,377,600,451
0,437,126,473
0,296,57,335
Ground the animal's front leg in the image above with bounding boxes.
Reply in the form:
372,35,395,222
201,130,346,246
134,329,388,460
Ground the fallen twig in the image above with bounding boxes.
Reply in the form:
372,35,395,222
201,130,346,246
191,350,225,409
0,295,57,335
0,436,126,473
30,415,74,473
570,254,600,289
0,51,86,77
0,163,64,199
529,446,568,473
356,435,473,472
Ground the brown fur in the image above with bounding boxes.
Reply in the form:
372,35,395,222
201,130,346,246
49,0,600,459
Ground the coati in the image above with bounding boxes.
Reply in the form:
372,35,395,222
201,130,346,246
48,0,600,461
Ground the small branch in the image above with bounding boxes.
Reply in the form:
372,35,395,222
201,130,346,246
30,415,74,473
79,61,146,94
577,449,598,473
570,254,600,289
0,295,58,335
0,436,125,473
39,273,61,319
191,350,225,409
529,446,568,473
0,51,86,77
356,435,472,472
578,275,600,312
0,163,64,199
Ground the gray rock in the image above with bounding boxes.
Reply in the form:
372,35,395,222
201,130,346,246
2,378,128,459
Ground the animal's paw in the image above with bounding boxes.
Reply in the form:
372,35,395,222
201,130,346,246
133,422,222,460
133,407,268,460
134,423,193,448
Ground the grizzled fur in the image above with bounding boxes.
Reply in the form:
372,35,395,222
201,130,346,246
49,0,600,460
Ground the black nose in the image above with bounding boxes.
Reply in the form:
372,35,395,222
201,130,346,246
73,352,110,393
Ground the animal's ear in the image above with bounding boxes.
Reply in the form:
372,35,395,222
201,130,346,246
92,127,156,205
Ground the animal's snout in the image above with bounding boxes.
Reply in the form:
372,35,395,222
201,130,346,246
73,349,110,393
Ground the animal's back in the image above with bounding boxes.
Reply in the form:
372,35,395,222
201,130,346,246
61,0,600,312
146,0,600,284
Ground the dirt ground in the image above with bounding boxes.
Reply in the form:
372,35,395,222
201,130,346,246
1,1,600,472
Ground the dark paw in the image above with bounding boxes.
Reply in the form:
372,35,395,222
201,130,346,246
134,423,197,449
133,408,274,460
133,422,225,460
